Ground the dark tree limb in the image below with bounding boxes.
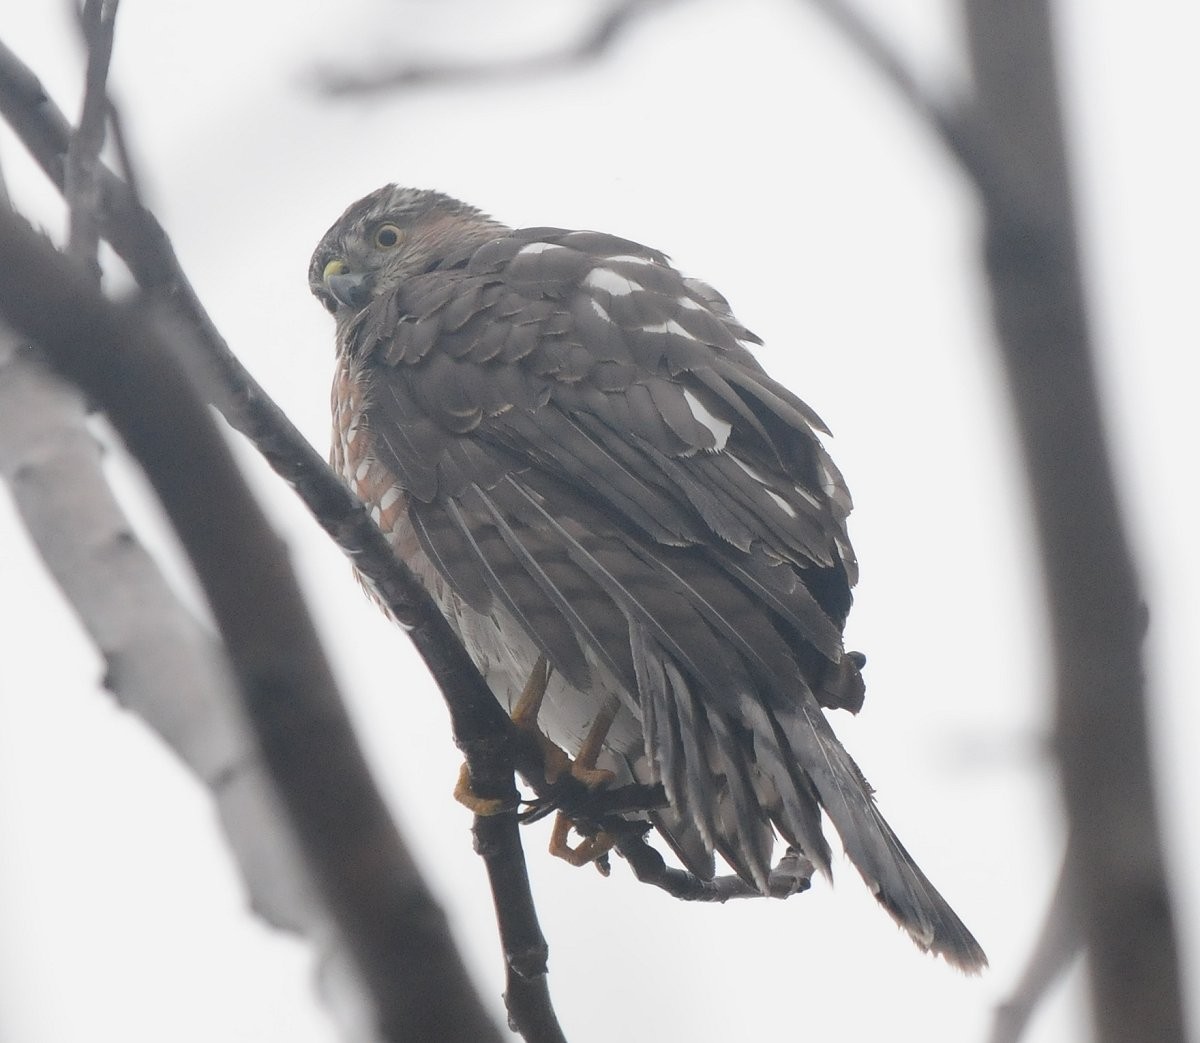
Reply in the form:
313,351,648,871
317,0,683,95
0,209,507,1043
961,5,1184,1040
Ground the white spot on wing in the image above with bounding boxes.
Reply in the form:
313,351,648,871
602,254,657,266
642,319,694,338
818,459,838,497
730,453,815,515
585,267,641,296
766,489,798,518
792,483,822,509
729,454,770,485
683,389,732,449
589,298,612,322
380,486,402,511
678,296,707,311
517,241,566,257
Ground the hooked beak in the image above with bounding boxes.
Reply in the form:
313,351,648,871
323,258,371,308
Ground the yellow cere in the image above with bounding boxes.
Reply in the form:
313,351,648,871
323,258,348,280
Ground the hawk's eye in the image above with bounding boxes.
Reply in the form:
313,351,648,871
374,224,403,248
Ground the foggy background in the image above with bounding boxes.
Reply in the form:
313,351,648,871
1,2,1196,1040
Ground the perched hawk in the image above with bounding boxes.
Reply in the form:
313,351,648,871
309,185,985,970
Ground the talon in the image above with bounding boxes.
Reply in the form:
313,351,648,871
549,814,617,872
548,696,621,872
453,762,509,816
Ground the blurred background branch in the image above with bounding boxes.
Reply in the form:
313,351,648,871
317,0,684,95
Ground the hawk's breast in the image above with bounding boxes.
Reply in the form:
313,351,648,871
330,351,643,767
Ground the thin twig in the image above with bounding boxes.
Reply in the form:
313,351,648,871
802,0,986,185
989,845,1081,1043
105,97,145,210
615,833,813,902
0,209,506,1043
318,0,683,95
66,0,117,272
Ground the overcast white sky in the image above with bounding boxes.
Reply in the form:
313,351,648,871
1,1,1197,1041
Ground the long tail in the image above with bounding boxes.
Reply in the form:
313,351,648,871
774,696,987,971
635,624,986,971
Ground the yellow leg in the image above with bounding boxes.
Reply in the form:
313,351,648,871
569,697,618,789
510,656,571,784
511,656,551,725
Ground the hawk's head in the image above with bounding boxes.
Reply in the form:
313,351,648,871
308,185,506,316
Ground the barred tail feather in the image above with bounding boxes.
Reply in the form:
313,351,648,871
778,698,988,972
632,624,986,971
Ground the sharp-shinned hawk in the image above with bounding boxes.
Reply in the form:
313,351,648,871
308,185,985,971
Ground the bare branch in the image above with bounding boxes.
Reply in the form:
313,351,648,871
66,0,118,271
960,2,1184,1040
105,97,146,210
318,0,683,95
0,209,506,1043
474,805,567,1043
616,833,813,902
989,847,1081,1043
